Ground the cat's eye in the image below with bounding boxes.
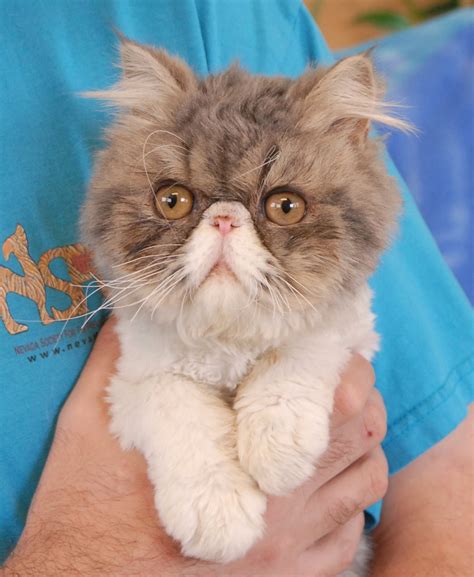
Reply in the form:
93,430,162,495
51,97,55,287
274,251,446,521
264,191,306,225
155,185,194,220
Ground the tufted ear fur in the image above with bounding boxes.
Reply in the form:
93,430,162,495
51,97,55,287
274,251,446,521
82,34,197,120
293,53,413,142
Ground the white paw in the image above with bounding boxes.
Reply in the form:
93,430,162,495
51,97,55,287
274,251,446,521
237,401,330,495
154,466,267,563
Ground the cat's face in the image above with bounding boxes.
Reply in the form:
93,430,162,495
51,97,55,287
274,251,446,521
83,38,407,334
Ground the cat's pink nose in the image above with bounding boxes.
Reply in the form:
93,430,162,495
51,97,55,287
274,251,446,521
212,215,239,236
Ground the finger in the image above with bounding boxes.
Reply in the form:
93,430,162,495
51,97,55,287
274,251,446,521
302,388,387,493
297,514,364,577
332,354,376,428
300,447,388,545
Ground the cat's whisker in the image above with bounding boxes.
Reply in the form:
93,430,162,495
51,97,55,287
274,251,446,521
266,273,289,315
14,307,110,327
241,283,259,311
142,130,170,194
231,152,281,183
102,264,172,299
106,265,173,284
260,275,280,321
131,268,185,322
55,281,110,341
77,287,162,331
277,286,291,313
144,129,188,146
269,282,285,315
252,283,275,315
178,285,190,320
273,279,292,313
80,283,148,330
132,281,169,322
278,276,318,313
76,263,175,332
101,286,161,311
101,280,158,309
55,265,147,341
277,277,303,312
98,259,172,285
150,273,186,320
135,243,182,256
66,281,107,289
281,271,320,299
143,143,187,159
140,133,182,245
141,129,163,196
104,275,160,308
140,276,184,319
263,270,292,313
112,253,179,268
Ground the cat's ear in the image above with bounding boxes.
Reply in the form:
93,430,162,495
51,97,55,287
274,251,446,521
294,53,412,142
82,34,197,118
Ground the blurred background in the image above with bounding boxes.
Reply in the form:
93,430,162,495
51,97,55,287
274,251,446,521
305,1,473,303
306,0,472,49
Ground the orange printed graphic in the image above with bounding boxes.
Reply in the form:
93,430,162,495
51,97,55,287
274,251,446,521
0,225,94,335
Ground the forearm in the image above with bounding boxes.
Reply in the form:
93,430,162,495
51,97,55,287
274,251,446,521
2,526,184,577
1,487,185,577
372,524,472,576
2,521,141,577
371,406,474,577
2,526,93,577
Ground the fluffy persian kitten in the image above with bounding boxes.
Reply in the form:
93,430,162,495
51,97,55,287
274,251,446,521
82,36,408,573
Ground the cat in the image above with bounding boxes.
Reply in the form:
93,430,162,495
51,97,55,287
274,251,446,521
82,35,409,572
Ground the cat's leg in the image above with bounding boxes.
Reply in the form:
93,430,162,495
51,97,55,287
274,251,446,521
235,344,347,496
108,373,266,563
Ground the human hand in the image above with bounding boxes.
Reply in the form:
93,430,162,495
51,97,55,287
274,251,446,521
2,320,387,577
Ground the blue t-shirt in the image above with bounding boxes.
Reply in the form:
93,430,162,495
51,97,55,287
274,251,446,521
1,0,472,563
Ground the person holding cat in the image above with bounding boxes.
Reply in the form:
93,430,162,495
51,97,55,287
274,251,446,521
4,320,390,576
1,1,472,576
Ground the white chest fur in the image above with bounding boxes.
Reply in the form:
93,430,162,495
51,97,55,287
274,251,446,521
107,283,377,565
115,284,376,388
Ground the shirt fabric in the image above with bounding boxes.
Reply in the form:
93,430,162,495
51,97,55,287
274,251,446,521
1,0,473,563
338,9,474,303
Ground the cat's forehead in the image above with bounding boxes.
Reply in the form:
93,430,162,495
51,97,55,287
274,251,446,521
166,71,308,196
176,70,294,138
142,67,357,201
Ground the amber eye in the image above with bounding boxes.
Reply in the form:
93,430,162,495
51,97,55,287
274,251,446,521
264,191,306,225
155,185,194,220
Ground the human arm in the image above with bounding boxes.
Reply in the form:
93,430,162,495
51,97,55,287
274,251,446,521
371,404,473,576
1,319,387,577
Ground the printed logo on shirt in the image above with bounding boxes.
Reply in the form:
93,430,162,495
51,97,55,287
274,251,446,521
0,224,95,335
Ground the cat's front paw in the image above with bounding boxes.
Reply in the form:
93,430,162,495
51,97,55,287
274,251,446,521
237,400,330,495
155,466,266,563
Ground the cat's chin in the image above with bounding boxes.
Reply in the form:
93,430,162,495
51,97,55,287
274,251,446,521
206,261,239,282
196,272,247,309
173,274,257,339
